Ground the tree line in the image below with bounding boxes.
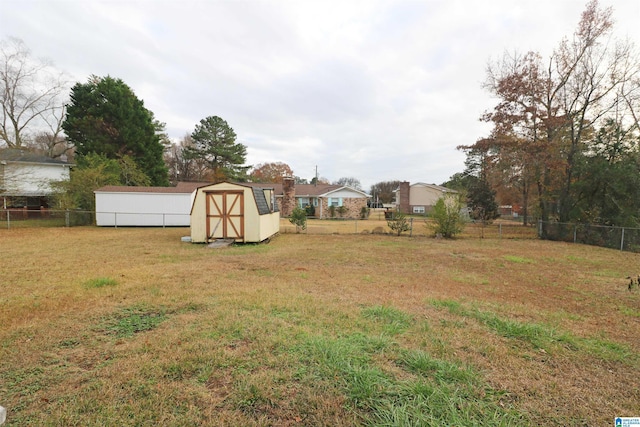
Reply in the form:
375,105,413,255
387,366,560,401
456,0,640,228
0,38,380,211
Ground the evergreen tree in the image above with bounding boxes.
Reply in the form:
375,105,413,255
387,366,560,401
467,177,500,224
63,75,168,186
184,116,249,182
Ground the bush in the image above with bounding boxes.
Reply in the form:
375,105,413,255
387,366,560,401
304,204,315,217
289,207,307,232
387,212,410,236
360,206,370,219
428,194,466,238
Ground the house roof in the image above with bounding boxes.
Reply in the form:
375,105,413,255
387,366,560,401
94,181,212,194
94,181,370,197
0,148,73,165
243,182,369,197
410,182,457,193
393,182,457,193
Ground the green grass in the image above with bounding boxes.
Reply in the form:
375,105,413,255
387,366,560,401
296,330,524,426
83,277,118,288
99,304,168,338
503,255,535,264
428,299,635,363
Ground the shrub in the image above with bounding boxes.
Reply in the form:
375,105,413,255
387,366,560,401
337,205,347,218
428,194,466,238
387,212,410,236
289,207,307,232
360,206,370,219
304,204,315,217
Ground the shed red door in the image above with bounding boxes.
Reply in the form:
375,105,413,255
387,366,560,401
205,191,244,241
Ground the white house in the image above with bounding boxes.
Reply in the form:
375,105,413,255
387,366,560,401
0,148,72,209
94,182,204,226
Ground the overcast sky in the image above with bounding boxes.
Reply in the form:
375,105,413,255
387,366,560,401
2,0,639,190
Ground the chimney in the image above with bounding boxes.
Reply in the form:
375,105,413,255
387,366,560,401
399,181,410,214
282,176,296,217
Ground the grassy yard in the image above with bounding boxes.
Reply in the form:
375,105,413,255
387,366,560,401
0,227,638,426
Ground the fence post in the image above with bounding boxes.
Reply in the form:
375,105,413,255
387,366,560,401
499,223,502,238
163,213,166,229
65,210,70,227
409,217,413,237
621,227,625,251
6,210,9,229
538,220,542,237
114,212,117,229
573,225,577,243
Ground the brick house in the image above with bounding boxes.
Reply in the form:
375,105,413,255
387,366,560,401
245,178,370,219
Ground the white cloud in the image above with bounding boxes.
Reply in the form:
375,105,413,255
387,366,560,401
2,0,638,189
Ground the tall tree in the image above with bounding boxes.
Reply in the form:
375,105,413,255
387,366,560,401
0,37,69,149
184,116,249,182
464,0,640,226
573,120,640,226
164,133,210,184
63,75,168,186
249,162,294,183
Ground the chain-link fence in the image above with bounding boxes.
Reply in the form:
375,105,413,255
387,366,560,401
0,209,95,228
1,210,540,241
281,217,537,239
538,221,640,252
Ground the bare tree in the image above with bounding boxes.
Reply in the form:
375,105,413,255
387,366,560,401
0,37,69,149
334,176,362,190
32,102,71,159
164,133,209,184
467,0,640,224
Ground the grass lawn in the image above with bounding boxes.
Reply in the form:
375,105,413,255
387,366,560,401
0,227,638,426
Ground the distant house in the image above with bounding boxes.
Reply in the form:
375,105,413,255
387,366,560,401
394,181,457,214
0,148,73,209
246,178,370,219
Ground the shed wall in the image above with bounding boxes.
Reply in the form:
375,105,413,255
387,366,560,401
95,192,192,226
190,182,279,243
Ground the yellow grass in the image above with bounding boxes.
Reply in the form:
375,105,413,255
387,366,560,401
0,226,638,425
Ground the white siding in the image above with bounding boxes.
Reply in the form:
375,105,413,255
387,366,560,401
1,162,70,196
323,188,367,199
95,192,193,226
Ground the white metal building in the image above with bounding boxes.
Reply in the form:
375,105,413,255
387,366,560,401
94,182,204,226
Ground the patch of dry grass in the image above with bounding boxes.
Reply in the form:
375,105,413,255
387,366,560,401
1,227,638,425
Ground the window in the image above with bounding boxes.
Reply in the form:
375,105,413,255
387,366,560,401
298,197,310,207
328,197,342,207
413,206,425,214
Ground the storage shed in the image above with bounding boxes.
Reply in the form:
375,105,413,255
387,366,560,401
190,182,280,243
95,182,203,226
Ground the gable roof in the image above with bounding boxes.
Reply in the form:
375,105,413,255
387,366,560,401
0,148,73,166
394,182,457,193
94,181,370,198
243,182,369,197
410,182,457,193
